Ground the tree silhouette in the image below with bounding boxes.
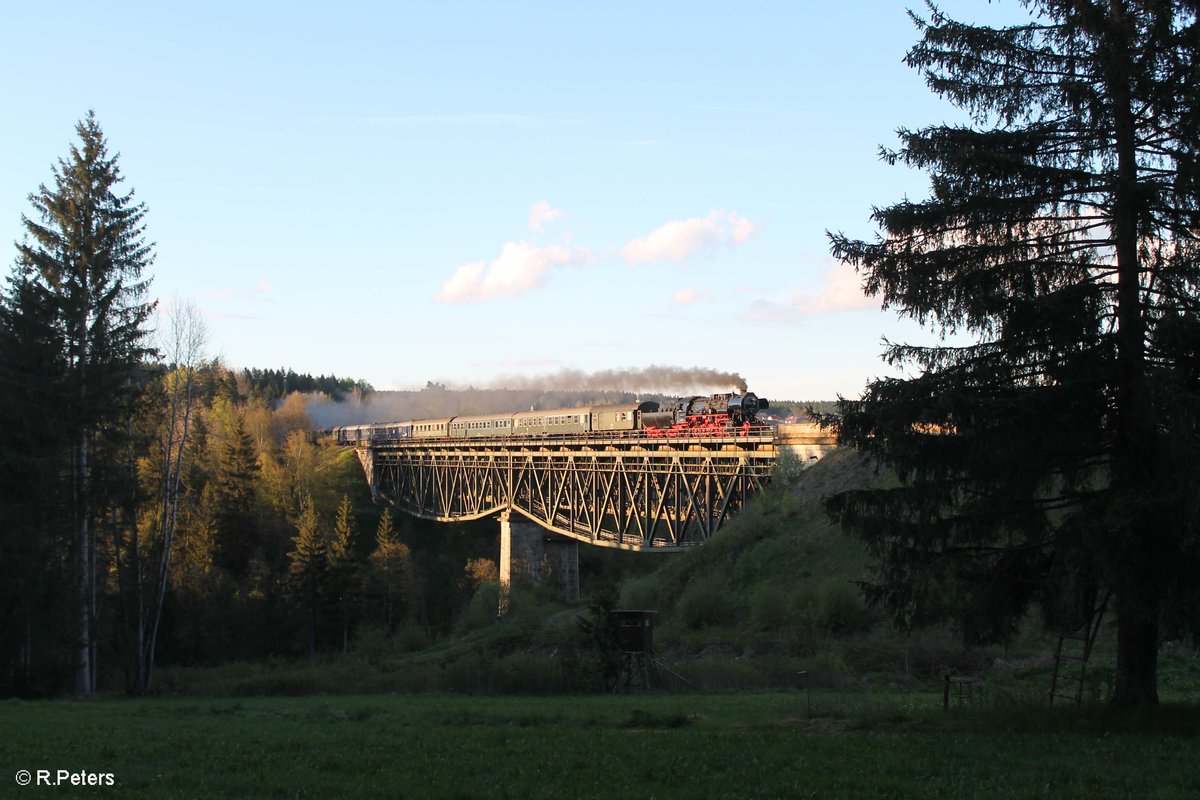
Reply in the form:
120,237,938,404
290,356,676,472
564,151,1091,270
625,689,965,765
826,1,1200,706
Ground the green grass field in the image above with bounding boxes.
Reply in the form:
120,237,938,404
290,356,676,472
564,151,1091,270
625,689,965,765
4,692,1198,799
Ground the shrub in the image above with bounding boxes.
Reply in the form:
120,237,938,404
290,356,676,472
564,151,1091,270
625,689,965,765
748,584,789,631
789,584,821,632
394,622,430,653
817,581,869,635
619,574,661,610
457,582,503,633
801,651,853,688
351,624,392,667
676,575,736,629
732,538,793,585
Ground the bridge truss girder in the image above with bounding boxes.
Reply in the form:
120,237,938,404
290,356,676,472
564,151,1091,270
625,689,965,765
359,438,777,550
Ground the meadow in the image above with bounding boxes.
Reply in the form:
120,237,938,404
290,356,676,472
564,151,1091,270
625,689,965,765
4,691,1198,799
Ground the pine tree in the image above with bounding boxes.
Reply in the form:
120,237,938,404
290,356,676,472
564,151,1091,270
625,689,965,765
328,494,360,653
287,493,328,656
0,269,73,696
13,111,156,695
367,509,411,632
211,411,260,578
826,1,1200,707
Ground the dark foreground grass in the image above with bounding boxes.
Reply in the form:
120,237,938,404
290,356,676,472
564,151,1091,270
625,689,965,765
2,692,1198,799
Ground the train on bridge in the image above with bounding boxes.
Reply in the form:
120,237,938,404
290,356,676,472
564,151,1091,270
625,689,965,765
324,391,770,446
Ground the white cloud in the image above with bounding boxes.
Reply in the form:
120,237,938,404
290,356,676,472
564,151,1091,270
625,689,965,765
620,210,757,264
434,241,589,303
672,287,712,306
744,264,876,323
528,201,565,232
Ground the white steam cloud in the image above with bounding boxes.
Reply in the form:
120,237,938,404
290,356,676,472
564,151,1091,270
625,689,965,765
305,365,751,427
487,365,748,394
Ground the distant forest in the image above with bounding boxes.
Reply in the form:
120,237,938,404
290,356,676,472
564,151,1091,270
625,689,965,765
241,368,373,402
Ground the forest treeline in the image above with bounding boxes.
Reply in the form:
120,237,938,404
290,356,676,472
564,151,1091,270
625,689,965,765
0,113,500,698
241,367,372,403
1,350,505,697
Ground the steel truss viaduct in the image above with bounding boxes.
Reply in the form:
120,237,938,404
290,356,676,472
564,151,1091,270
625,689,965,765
353,425,833,551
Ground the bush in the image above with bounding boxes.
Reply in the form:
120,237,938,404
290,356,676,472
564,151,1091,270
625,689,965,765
748,584,789,631
619,574,661,611
457,582,502,633
817,581,869,635
676,575,736,629
771,445,808,486
351,623,430,667
789,584,821,631
394,622,430,653
800,651,853,688
732,538,794,585
351,625,392,667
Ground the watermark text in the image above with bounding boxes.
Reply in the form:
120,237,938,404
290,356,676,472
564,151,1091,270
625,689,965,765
14,769,115,787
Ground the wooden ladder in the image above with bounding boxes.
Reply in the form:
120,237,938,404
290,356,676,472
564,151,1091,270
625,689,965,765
1049,592,1109,706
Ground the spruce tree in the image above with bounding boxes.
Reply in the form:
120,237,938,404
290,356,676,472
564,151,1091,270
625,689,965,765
13,111,156,695
287,493,328,656
211,411,260,578
367,508,411,632
328,494,360,653
0,269,72,695
826,1,1200,706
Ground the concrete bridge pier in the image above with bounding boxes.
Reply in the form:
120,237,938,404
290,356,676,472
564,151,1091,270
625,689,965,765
498,511,579,612
545,537,580,602
354,447,379,502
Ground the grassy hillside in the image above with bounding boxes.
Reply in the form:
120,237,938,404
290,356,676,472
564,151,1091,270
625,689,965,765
618,448,878,649
159,446,1200,701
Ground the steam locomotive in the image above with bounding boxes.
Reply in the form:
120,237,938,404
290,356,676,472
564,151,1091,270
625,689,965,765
325,392,769,446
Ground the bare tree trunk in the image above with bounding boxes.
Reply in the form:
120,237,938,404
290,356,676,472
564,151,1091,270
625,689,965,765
74,432,92,697
73,248,94,698
139,300,208,695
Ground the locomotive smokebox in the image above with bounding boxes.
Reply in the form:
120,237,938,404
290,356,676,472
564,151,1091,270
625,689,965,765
725,392,768,425
728,392,767,412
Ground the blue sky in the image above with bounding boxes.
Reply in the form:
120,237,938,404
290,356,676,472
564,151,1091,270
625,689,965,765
0,1,1029,401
